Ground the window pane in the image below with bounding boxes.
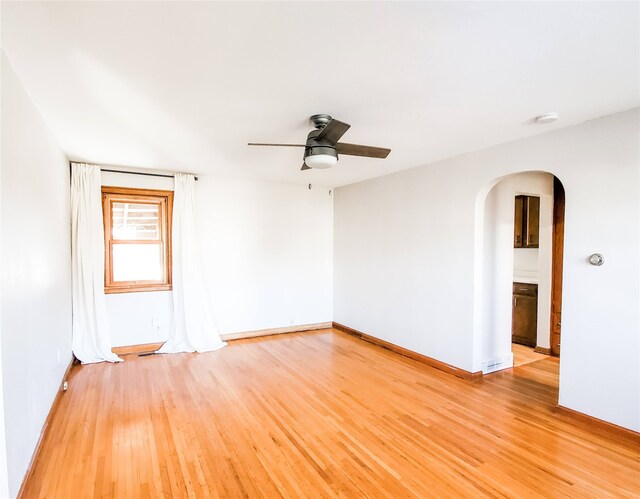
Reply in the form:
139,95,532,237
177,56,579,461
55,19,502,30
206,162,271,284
112,243,163,282
112,202,160,240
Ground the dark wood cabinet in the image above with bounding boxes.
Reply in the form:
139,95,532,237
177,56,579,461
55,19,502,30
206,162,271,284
512,282,537,347
514,195,540,248
514,196,524,247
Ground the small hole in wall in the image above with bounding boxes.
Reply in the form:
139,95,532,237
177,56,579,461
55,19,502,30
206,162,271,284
308,183,312,190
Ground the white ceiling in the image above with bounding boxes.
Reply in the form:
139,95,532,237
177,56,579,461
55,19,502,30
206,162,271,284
2,2,638,187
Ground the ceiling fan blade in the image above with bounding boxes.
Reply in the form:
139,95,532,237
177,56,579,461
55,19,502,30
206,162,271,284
248,143,306,147
301,163,310,170
315,119,351,144
336,142,391,159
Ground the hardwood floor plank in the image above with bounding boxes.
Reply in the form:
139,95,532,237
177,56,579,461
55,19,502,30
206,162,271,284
512,343,548,367
19,329,640,498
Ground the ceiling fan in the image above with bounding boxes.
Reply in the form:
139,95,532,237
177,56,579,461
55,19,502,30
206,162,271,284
248,114,391,170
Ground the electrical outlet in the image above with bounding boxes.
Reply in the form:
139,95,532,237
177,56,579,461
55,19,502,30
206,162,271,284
151,318,159,328
63,381,68,391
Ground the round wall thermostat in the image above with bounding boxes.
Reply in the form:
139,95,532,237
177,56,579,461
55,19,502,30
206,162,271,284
589,253,604,266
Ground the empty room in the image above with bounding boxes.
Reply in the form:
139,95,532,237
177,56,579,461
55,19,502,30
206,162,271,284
1,1,639,498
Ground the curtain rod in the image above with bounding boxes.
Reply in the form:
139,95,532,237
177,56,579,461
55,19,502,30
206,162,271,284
70,161,199,181
101,168,199,181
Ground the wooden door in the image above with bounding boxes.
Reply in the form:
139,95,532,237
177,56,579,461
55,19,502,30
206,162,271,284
550,177,565,356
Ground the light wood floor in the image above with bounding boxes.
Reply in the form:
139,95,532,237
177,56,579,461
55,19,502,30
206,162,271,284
22,329,639,498
512,343,549,367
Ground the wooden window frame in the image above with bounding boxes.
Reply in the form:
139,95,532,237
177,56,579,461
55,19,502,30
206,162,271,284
102,186,173,294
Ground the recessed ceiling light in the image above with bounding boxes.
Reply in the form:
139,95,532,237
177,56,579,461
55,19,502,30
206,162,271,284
536,113,559,124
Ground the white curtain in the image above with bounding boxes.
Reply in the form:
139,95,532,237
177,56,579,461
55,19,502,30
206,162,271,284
71,163,122,364
158,174,226,354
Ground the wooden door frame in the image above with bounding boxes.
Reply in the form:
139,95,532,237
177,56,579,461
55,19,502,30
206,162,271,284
550,176,565,357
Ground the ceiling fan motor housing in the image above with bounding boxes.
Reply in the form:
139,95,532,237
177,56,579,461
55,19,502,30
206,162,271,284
304,128,338,168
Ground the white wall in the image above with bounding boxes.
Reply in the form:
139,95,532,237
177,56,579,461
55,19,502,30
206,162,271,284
103,173,333,346
197,177,333,335
481,172,553,373
1,53,73,497
0,56,10,499
513,248,539,282
334,109,640,431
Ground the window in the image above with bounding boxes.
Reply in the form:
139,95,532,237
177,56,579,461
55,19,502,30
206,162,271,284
102,186,173,293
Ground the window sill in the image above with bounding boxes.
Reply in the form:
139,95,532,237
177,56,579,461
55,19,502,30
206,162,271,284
105,284,172,294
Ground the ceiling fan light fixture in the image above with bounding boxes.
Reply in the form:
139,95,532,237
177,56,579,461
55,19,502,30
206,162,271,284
304,154,338,169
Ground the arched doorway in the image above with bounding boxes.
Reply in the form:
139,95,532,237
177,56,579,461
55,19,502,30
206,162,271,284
474,171,565,375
